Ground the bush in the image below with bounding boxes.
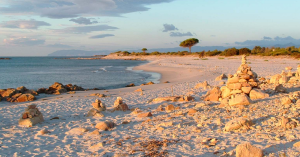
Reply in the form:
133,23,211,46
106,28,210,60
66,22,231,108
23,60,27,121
221,47,239,56
206,50,221,56
239,48,251,55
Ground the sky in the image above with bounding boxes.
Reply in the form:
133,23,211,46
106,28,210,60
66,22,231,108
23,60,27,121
1,0,300,56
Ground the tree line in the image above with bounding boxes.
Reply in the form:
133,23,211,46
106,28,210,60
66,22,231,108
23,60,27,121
111,38,300,58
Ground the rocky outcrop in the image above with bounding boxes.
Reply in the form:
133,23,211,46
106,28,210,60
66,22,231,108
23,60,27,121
19,105,44,127
1,87,36,103
45,82,84,95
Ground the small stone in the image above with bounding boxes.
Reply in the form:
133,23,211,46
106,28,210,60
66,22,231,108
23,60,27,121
137,112,152,118
293,141,300,147
224,117,252,131
236,142,263,157
165,104,175,112
95,121,115,131
229,94,252,106
37,129,50,135
90,142,104,149
188,108,197,116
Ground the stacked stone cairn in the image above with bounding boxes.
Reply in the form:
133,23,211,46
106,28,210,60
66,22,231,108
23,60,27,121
114,97,130,111
87,99,106,117
19,104,44,126
205,55,269,106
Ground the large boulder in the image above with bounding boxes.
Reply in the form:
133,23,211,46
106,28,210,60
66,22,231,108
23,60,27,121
204,87,221,101
229,94,252,106
16,94,35,102
1,88,17,98
249,89,269,100
224,117,252,132
19,105,44,127
236,142,263,157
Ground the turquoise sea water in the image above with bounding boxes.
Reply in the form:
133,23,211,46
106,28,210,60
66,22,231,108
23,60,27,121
0,57,160,90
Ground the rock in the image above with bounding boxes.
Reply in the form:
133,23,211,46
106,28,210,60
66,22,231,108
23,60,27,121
236,142,263,157
249,89,269,100
281,117,297,129
215,74,227,81
16,94,35,102
66,128,88,135
221,86,231,98
229,94,252,106
188,108,197,116
194,81,208,89
204,87,222,101
137,112,152,118
19,105,44,126
37,88,46,94
288,77,297,83
285,66,293,71
37,129,50,135
89,130,100,135
6,93,22,102
219,81,225,85
281,97,292,105
275,84,287,93
87,108,104,117
279,75,289,84
241,86,252,94
24,89,39,96
224,117,252,131
16,86,27,93
68,91,76,94
95,121,115,131
293,141,300,147
90,142,104,149
270,74,282,84
1,88,17,98
165,104,175,112
145,81,155,85
227,83,242,90
125,83,135,87
227,77,240,84
114,97,130,111
134,88,143,92
92,99,106,111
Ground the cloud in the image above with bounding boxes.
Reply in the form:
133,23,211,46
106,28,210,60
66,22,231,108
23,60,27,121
53,25,118,34
46,43,72,48
170,32,193,37
0,0,175,19
235,36,300,46
162,24,178,32
90,34,114,39
211,35,216,37
69,17,98,25
263,36,272,40
0,19,50,29
3,37,45,46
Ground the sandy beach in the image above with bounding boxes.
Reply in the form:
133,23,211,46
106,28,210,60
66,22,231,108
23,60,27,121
1,55,300,156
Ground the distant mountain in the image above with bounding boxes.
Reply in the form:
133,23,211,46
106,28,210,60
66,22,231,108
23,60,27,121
48,50,109,56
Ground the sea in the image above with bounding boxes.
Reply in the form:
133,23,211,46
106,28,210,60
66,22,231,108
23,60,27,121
0,57,160,90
